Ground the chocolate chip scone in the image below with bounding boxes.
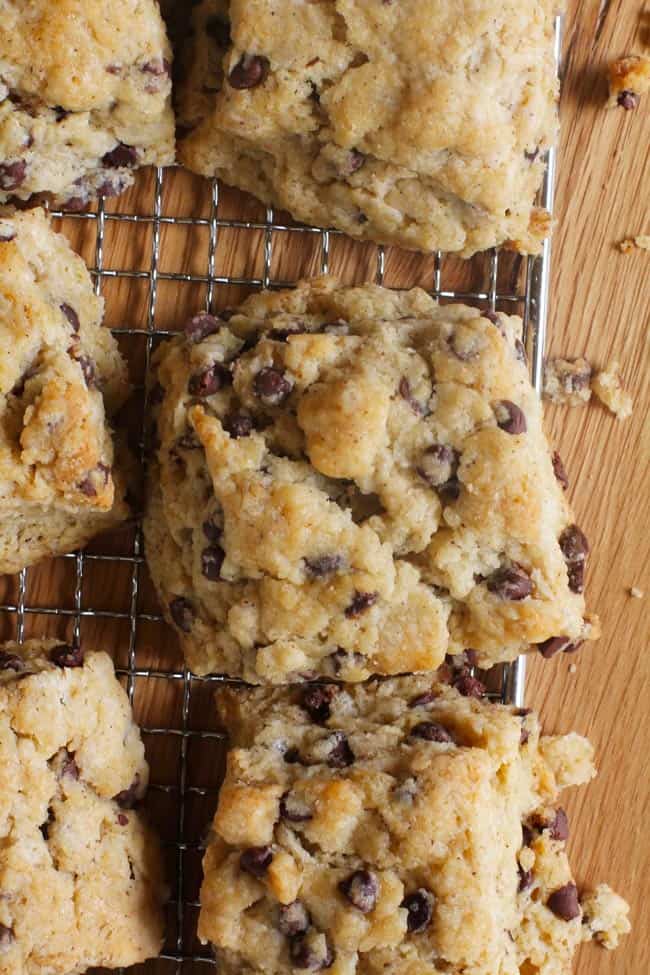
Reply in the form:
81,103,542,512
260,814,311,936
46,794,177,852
198,677,630,974
0,0,174,209
177,0,557,256
0,208,130,574
144,277,595,682
0,639,166,975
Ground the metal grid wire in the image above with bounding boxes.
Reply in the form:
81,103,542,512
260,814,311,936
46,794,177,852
0,19,560,972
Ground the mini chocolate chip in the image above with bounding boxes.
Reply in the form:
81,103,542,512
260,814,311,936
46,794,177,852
518,865,533,891
0,924,14,948
280,791,313,822
524,147,540,162
188,362,231,397
536,636,574,658
567,562,585,594
326,732,354,768
514,338,527,363
169,596,195,632
223,411,254,438
487,564,533,600
50,644,84,669
114,774,142,808
402,889,434,932
201,545,225,581
0,227,16,242
617,89,639,110
409,721,455,743
559,525,589,563
550,808,569,841
207,15,231,46
202,517,222,542
0,160,26,190
484,309,499,324
117,812,129,826
106,63,122,75
494,399,527,434
289,932,334,971
97,175,128,197
0,651,24,672
408,691,438,708
60,302,80,333
305,554,344,578
300,685,337,723
102,143,138,168
449,329,481,361
547,883,581,921
329,649,365,674
63,194,89,212
552,451,569,491
345,590,378,618
60,752,79,779
75,355,97,388
520,727,530,746
283,746,302,764
228,54,270,90
184,312,221,343
77,462,110,497
141,58,170,76
253,366,293,405
398,377,427,416
417,444,458,489
279,900,310,937
339,869,378,913
240,845,273,878
453,671,486,698
522,824,534,847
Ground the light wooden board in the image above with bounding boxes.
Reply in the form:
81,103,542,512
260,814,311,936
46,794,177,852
0,0,647,971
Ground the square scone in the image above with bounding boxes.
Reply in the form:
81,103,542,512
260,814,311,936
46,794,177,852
0,0,175,209
177,0,557,256
0,639,166,975
0,208,130,574
198,677,630,974
144,277,594,681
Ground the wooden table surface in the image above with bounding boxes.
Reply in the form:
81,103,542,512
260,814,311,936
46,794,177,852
1,0,648,972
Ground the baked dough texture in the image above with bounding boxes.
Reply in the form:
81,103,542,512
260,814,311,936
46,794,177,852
198,676,630,974
0,0,175,209
0,208,130,574
176,0,558,257
0,639,166,975
144,277,592,681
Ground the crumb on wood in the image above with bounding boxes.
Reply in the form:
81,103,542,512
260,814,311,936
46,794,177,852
619,234,650,253
629,586,645,599
543,357,592,406
607,54,650,109
568,663,577,674
592,361,633,420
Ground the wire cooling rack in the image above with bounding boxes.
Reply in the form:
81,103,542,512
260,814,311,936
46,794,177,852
0,20,560,972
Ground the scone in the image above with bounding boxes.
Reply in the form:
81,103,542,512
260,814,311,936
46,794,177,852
0,639,166,975
177,0,557,256
144,277,593,682
0,0,175,209
0,208,130,574
198,677,630,974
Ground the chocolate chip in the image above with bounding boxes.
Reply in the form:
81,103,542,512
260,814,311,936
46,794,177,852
75,355,97,388
0,160,26,190
60,752,79,780
253,366,293,405
449,329,481,361
494,399,527,434
518,865,533,891
228,54,270,90
522,824,534,847
61,302,80,333
283,746,302,764
550,808,569,841
408,691,437,708
77,463,110,497
398,377,427,416
114,774,142,808
567,562,585,594
453,671,486,698
547,883,581,921
446,649,479,669
289,932,334,970
0,651,24,672
409,721,455,743
559,525,589,563
339,869,378,913
0,924,14,948
106,63,122,75
617,89,639,110
514,707,532,717
63,194,90,212
279,900,310,938
117,812,129,826
206,15,231,47
102,143,138,168
0,227,16,242
417,444,460,501
240,845,273,878
300,685,337,723
280,791,312,822
201,545,225,581
169,596,195,633
97,175,128,197
484,310,499,324
223,411,254,438
141,58,171,76
326,732,354,768
344,590,378,618
184,312,221,343
188,362,231,397
536,636,574,658
329,649,365,674
270,321,308,341
514,338,527,363
49,644,84,669
402,889,434,932
552,451,569,491
487,564,533,600
524,147,540,162
202,517,222,543
305,554,344,578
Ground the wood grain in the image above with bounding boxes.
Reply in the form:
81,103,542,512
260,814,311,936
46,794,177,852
0,0,647,971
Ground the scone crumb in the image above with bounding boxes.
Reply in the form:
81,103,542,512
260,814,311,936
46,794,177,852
581,884,632,949
619,234,650,253
543,356,592,406
607,55,650,109
568,662,578,674
592,361,633,420
629,586,645,599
